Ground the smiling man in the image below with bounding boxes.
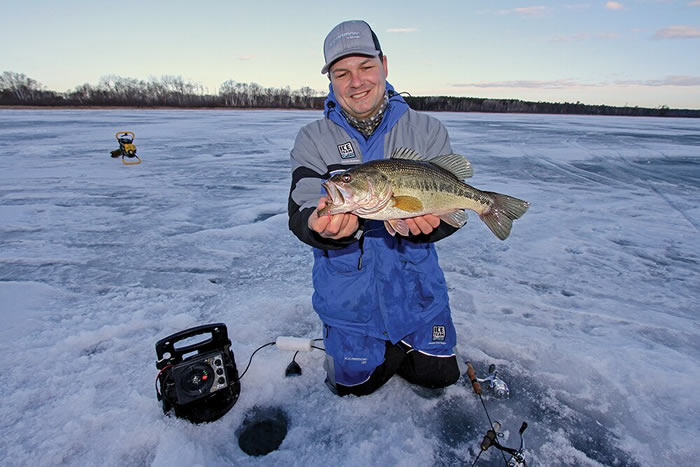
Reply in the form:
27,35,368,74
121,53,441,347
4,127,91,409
327,54,387,120
288,20,465,396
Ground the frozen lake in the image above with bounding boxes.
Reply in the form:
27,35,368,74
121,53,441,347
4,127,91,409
0,108,698,466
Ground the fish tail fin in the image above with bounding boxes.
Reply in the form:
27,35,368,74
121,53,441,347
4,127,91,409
480,193,530,240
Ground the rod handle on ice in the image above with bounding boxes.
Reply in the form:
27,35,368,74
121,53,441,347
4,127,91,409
466,361,482,394
519,422,528,435
275,336,314,352
480,422,501,451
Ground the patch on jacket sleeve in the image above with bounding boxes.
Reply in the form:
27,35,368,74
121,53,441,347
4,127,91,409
337,142,357,159
432,325,446,342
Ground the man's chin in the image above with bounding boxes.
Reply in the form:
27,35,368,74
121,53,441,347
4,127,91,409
347,104,378,120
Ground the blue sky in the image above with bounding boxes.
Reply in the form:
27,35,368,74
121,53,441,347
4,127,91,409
2,0,699,109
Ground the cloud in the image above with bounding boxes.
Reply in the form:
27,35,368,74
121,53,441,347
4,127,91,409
551,33,591,42
452,76,700,89
654,25,700,38
550,31,620,41
452,79,598,89
614,76,700,86
496,6,549,16
689,0,700,5
515,6,548,15
605,1,624,9
386,28,418,33
564,3,593,9
238,56,254,61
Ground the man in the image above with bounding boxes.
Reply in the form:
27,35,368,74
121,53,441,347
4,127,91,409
288,20,464,396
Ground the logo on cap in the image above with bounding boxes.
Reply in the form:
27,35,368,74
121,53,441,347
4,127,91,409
328,31,361,48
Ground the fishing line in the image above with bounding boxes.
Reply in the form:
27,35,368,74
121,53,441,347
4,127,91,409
467,361,527,466
477,393,510,466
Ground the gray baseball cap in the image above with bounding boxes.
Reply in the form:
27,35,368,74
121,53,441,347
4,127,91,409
321,20,382,74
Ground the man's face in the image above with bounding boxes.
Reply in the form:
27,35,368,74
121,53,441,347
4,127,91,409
329,55,388,120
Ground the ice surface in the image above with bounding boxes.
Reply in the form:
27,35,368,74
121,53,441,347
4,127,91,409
0,109,698,466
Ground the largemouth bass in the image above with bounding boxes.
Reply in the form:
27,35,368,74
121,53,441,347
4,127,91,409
317,147,530,240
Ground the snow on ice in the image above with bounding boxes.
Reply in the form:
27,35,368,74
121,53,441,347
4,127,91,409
0,109,699,466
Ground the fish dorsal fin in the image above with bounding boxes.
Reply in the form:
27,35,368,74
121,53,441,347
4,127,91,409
391,147,426,161
429,154,473,180
391,147,473,180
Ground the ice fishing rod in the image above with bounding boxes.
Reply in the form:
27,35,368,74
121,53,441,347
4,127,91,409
466,362,528,467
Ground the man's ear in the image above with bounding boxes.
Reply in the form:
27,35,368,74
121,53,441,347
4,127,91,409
382,55,388,78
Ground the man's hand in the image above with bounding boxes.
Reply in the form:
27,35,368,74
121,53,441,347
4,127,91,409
404,214,441,236
308,197,359,239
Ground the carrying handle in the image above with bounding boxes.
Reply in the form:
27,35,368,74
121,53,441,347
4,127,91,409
155,323,229,367
115,130,135,140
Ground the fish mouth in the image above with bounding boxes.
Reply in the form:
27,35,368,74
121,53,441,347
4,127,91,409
322,181,345,206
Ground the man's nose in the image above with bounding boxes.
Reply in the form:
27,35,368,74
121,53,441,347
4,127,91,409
349,72,363,88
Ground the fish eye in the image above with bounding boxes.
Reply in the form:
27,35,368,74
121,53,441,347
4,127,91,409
341,174,352,183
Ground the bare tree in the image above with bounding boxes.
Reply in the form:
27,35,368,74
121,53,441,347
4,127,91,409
0,71,45,102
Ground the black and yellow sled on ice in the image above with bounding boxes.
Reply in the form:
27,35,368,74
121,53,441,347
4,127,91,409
110,131,141,165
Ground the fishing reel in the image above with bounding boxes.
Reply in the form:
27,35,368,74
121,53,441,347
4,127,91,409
155,323,241,424
466,362,528,466
477,363,510,398
478,420,528,466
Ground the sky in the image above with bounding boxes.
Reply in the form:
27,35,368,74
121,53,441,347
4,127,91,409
1,0,700,109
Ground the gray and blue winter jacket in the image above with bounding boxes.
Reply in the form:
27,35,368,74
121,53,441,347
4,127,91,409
288,83,459,343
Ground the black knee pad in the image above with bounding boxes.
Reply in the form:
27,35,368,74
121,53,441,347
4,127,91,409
335,342,407,396
399,352,461,388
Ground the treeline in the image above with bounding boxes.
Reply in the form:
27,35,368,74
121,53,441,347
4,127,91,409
0,72,323,109
2,71,698,117
403,95,700,118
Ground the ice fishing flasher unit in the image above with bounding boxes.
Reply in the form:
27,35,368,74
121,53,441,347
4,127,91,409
467,362,528,467
110,131,141,165
154,324,320,425
155,324,241,424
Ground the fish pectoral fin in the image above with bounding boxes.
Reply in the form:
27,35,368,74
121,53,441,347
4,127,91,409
384,220,397,236
384,219,409,236
392,195,424,212
439,210,468,228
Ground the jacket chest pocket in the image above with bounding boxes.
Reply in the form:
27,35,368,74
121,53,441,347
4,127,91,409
398,241,433,272
312,244,374,324
322,243,364,273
